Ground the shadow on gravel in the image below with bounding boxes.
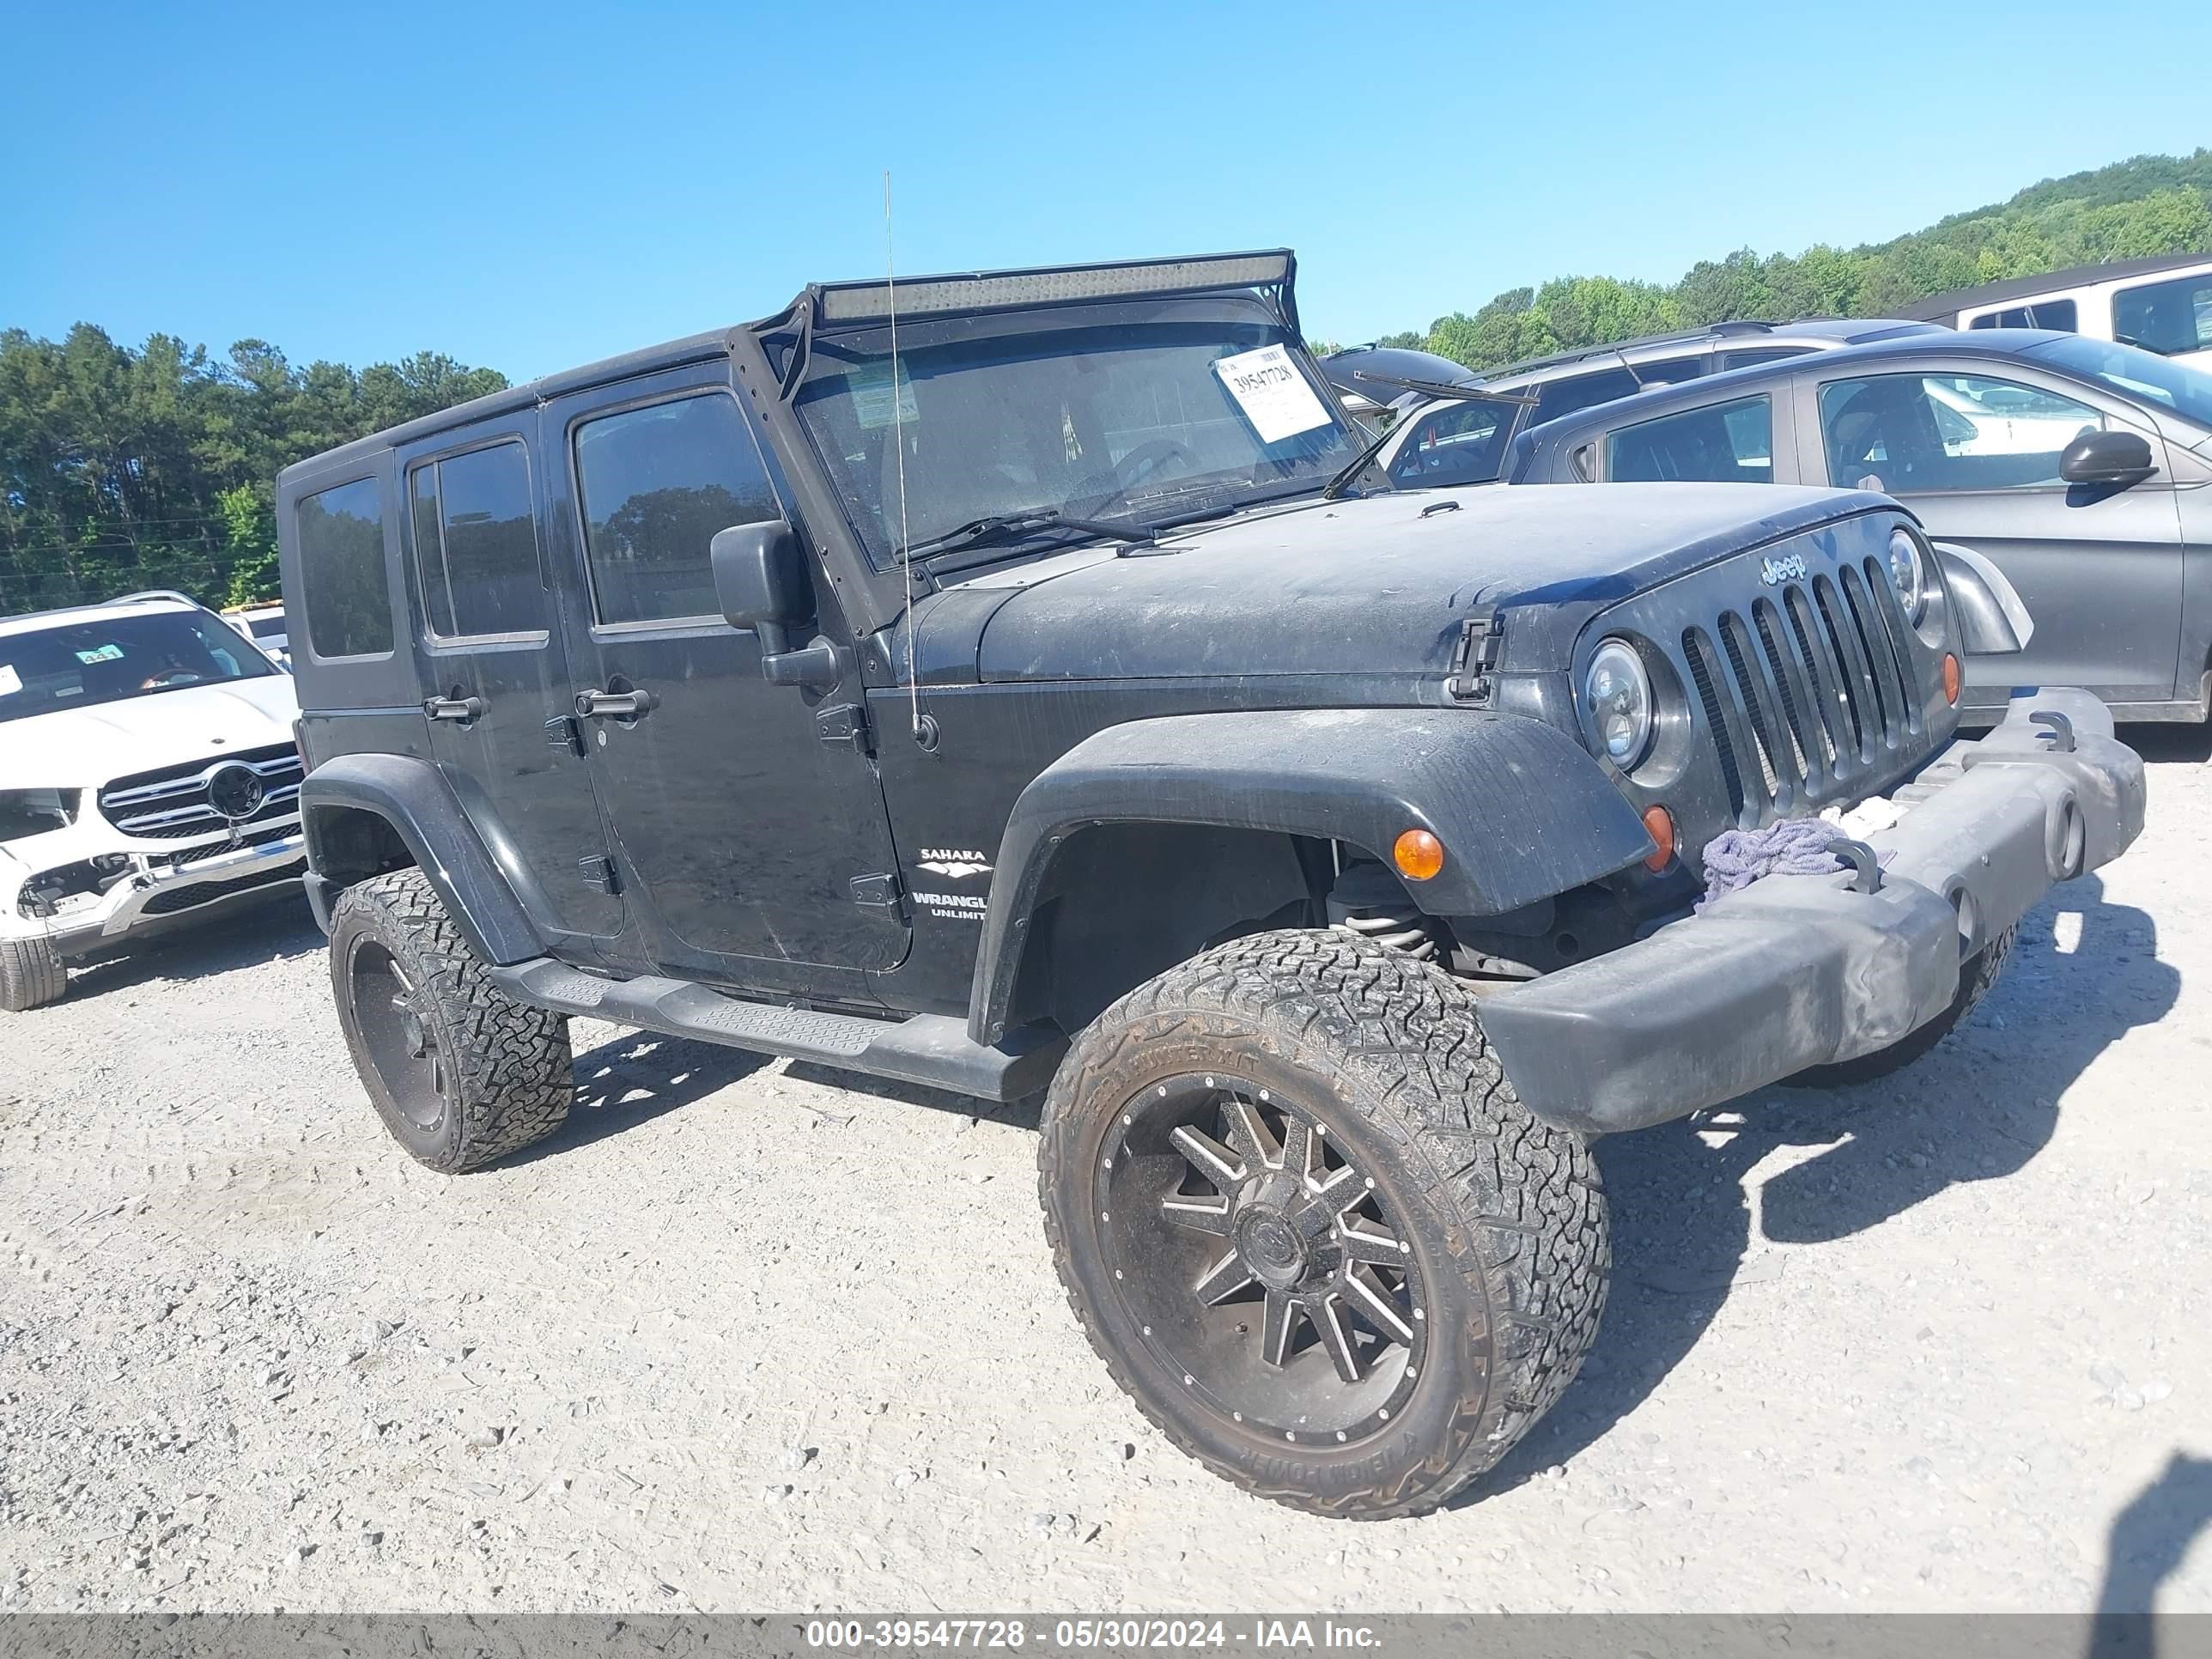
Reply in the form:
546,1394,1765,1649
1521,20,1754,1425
2121,723,2212,765
1468,870,2180,1504
2093,1453,2212,1637
507,1031,774,1164
784,1060,1045,1131
64,890,323,999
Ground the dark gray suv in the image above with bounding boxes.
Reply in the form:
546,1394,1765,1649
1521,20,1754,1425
1326,318,1945,491
1504,331,2212,726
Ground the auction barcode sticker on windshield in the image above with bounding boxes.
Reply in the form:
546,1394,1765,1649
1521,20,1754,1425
1212,344,1332,445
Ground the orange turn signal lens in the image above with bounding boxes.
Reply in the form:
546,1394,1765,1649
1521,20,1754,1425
1641,805,1677,872
1394,829,1445,882
1942,653,1961,706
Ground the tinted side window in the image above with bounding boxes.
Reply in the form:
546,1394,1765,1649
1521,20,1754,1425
2114,274,2212,357
1818,373,2105,492
1632,355,1710,386
1607,396,1773,483
574,393,779,626
1719,345,1814,370
1532,367,1642,424
409,443,545,641
296,477,392,659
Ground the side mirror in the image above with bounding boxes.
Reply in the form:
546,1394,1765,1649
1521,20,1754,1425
708,519,842,690
710,520,812,650
2058,429,2155,487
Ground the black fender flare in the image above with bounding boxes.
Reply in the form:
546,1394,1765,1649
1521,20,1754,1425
299,753,546,965
967,708,1654,1042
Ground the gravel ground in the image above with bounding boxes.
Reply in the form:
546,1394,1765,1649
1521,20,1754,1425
3,730,2208,1615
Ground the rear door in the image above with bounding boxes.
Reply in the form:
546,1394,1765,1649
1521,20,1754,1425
541,362,910,991
1807,362,2185,713
398,416,627,945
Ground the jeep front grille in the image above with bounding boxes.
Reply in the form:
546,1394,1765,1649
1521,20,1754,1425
1682,558,1927,827
97,744,305,841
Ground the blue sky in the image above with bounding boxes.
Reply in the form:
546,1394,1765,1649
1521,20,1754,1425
4,0,2209,381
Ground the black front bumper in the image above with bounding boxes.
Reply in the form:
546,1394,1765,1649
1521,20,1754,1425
1480,690,2146,1134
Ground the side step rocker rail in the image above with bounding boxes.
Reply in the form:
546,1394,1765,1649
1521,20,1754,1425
489,958,1065,1103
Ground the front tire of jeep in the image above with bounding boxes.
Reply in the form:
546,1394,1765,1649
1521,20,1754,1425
0,937,69,1012
1038,929,1609,1519
1788,925,2017,1089
329,869,573,1172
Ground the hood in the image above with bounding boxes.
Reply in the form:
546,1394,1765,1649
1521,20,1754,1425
0,675,300,790
967,484,1884,683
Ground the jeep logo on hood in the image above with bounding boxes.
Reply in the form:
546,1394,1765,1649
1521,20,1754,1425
1759,552,1809,586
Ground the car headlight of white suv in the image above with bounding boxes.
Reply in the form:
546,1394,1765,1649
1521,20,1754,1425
0,789,79,844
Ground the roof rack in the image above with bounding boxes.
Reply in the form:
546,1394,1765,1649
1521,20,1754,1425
1475,320,1776,382
111,589,204,609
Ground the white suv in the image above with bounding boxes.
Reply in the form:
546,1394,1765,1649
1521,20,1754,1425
0,592,307,1011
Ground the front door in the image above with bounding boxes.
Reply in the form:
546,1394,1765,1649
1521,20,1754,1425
540,363,910,988
399,417,627,946
1806,365,2185,714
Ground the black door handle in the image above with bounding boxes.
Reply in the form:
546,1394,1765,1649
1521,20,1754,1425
574,686,659,720
423,694,483,723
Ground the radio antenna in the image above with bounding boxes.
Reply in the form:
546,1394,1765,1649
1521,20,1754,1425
885,170,922,744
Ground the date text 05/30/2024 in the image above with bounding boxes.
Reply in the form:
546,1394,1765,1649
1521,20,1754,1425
803,1620,1383,1650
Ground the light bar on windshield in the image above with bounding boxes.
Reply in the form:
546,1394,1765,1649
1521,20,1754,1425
813,251,1295,325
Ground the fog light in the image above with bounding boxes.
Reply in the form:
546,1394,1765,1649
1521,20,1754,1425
1641,805,1678,872
1393,829,1445,882
1942,653,1961,706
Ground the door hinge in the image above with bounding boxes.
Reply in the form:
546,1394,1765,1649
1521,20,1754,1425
816,702,872,753
1447,607,1503,702
579,854,620,894
544,714,586,757
849,871,906,921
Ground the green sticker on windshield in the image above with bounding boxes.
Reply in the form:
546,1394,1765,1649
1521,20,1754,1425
849,362,919,430
74,643,125,664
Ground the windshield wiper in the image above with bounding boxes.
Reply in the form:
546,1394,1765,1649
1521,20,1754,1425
1321,383,1540,501
896,509,1155,565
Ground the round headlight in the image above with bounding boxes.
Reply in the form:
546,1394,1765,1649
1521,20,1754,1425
1887,526,1928,623
1583,638,1654,769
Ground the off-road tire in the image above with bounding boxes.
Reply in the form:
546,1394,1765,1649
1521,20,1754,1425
1790,925,2018,1088
0,937,68,1012
1038,928,1609,1520
329,869,572,1171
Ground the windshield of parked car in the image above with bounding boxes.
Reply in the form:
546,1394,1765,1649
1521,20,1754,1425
2023,335,2212,434
1389,395,1530,487
0,610,275,725
792,301,1359,568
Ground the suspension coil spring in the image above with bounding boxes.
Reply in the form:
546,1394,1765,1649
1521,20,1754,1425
1332,906,1437,961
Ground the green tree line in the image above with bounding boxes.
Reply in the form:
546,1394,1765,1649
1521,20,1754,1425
1372,150,2212,372
9,151,2212,617
0,327,505,614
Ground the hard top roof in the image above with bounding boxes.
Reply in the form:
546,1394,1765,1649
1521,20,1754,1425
280,250,1298,488
1899,252,2212,321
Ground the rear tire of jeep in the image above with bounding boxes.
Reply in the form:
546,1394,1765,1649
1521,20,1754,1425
1788,925,2017,1088
0,937,68,1012
1038,928,1609,1519
329,869,573,1172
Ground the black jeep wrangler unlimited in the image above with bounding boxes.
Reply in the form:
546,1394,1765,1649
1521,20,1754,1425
280,251,2144,1519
